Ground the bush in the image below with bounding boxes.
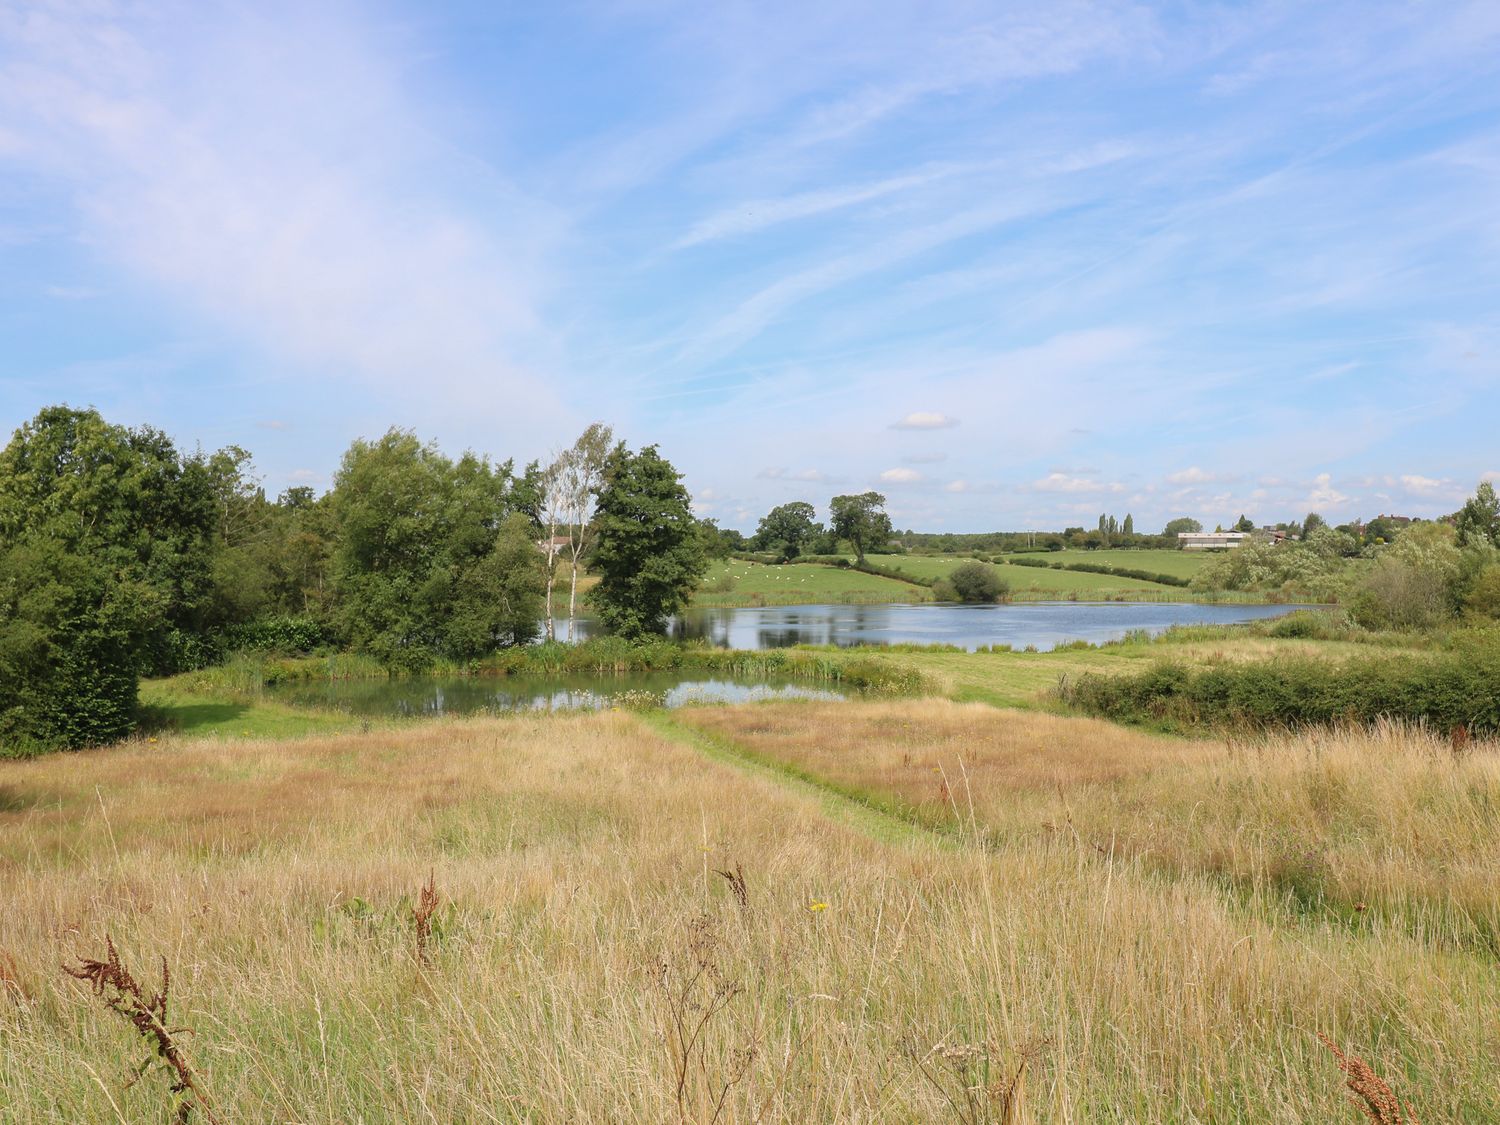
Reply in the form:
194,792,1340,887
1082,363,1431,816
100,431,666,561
225,615,331,654
1058,642,1500,734
948,561,1008,603
1348,560,1453,631
1463,564,1500,620
0,542,149,754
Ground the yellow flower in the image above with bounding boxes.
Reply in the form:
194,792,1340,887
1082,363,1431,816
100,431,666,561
147,737,158,744
808,901,828,913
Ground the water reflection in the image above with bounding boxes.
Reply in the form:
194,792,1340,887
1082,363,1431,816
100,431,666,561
556,600,1312,653
267,674,843,719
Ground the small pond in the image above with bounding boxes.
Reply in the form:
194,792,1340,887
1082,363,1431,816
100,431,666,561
266,673,843,719
558,600,1316,653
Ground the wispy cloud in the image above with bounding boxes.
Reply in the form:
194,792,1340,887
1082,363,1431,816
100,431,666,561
891,411,958,430
879,467,923,483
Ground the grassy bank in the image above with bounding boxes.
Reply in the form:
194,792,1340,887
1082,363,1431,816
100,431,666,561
1,705,1492,1120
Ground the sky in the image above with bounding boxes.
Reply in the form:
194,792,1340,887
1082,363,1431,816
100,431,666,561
2,1,1498,534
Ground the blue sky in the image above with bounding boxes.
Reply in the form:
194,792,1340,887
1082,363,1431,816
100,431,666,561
2,1,1498,533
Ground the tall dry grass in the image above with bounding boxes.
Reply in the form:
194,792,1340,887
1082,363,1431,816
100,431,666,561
0,707,1493,1120
682,700,1500,953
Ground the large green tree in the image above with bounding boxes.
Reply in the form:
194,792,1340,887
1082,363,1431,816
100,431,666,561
829,492,893,564
0,405,221,676
0,542,156,752
1163,517,1202,537
589,443,706,638
329,429,540,667
754,501,820,561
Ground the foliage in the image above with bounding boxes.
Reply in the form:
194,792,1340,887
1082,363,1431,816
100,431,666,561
0,541,154,755
753,501,821,562
946,561,1009,603
590,443,707,638
1163,517,1202,536
1463,565,1500,619
1191,528,1360,600
1455,480,1500,548
1058,636,1500,734
329,429,539,669
1347,523,1461,631
829,492,893,564
0,405,221,676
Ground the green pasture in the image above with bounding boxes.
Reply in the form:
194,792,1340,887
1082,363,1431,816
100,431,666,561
692,559,929,606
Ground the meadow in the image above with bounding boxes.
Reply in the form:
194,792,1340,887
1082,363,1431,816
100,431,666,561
2,697,1492,1122
690,552,1239,609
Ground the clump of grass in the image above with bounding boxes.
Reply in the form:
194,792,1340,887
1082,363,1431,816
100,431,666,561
1318,1033,1421,1124
714,862,749,911
64,937,220,1125
412,872,439,968
653,913,752,1123
0,950,25,1008
903,1034,1047,1125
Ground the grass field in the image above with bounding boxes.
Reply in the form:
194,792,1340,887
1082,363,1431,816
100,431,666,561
2,701,1492,1121
693,559,931,606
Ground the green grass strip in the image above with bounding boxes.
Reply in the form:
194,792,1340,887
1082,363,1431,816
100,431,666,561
641,710,959,852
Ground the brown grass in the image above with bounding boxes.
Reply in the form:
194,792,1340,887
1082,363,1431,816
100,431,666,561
1318,1033,1421,1124
0,708,1495,1120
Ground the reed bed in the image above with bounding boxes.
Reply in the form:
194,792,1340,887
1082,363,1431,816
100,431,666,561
0,707,1492,1120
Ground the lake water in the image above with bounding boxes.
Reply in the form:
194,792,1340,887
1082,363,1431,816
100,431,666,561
266,673,843,719
559,600,1312,653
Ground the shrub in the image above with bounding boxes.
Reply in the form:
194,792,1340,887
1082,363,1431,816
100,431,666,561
1058,642,1500,734
1,542,149,754
225,615,331,654
948,562,1009,603
1464,564,1500,620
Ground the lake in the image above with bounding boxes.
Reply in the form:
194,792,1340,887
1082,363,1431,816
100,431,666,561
266,673,843,718
558,600,1313,652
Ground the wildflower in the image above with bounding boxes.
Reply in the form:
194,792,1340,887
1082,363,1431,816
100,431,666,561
147,737,158,744
808,901,828,913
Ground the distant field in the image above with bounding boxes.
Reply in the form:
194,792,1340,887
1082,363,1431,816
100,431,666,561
693,559,930,606
1038,547,1209,578
876,553,1172,592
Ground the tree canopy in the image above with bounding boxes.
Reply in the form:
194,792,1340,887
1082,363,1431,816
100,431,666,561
589,443,706,638
829,492,892,563
754,502,820,562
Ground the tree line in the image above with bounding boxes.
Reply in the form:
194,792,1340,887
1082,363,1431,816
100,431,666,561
0,406,707,751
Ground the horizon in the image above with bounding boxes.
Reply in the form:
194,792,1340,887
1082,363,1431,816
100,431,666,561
3,1,1498,533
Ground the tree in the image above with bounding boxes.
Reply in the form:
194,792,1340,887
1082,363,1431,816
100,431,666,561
329,429,533,668
0,405,220,675
1303,512,1328,536
1456,480,1500,548
0,541,155,752
559,422,614,637
1234,514,1256,533
829,492,893,564
1122,513,1134,536
589,443,706,638
538,452,570,641
1163,517,1202,537
946,561,1008,603
446,514,546,657
755,501,820,562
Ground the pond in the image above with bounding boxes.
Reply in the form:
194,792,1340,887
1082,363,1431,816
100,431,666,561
558,600,1315,653
265,673,843,719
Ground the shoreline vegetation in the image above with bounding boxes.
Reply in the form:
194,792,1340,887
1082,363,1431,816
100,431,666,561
120,609,1462,746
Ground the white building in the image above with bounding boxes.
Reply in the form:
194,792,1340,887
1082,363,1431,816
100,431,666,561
1178,531,1249,550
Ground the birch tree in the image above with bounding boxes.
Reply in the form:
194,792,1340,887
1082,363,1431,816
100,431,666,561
539,450,571,641
560,422,614,639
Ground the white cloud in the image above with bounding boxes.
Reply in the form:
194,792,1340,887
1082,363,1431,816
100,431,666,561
903,452,948,464
1306,473,1350,508
1399,474,1444,492
1030,472,1125,494
1166,466,1223,485
674,169,949,248
0,4,564,427
1483,470,1500,483
879,467,923,483
756,467,832,483
943,479,968,493
256,419,289,431
891,412,959,430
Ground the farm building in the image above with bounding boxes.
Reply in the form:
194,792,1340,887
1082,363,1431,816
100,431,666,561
1178,531,1249,550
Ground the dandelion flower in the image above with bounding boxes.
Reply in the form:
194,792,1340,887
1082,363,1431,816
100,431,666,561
808,901,828,912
